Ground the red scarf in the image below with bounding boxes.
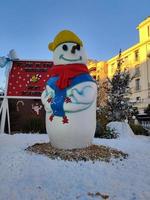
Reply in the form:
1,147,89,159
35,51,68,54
49,63,89,89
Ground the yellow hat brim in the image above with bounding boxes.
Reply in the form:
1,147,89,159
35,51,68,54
48,30,83,51
48,43,54,51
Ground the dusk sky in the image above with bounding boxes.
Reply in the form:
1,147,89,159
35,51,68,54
0,0,150,88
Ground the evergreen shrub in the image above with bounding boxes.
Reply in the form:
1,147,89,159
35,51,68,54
95,121,118,139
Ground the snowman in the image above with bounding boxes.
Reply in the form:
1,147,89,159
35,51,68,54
41,30,97,149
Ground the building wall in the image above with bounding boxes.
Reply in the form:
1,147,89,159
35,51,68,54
87,59,97,79
87,60,108,107
88,17,150,113
137,17,150,43
96,61,108,81
87,60,108,81
106,17,150,113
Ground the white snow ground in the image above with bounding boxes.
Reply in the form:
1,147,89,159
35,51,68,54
0,133,150,200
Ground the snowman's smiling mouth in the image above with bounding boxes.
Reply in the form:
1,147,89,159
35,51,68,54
59,54,82,62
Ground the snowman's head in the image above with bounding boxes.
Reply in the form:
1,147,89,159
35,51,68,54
53,42,87,65
48,30,88,65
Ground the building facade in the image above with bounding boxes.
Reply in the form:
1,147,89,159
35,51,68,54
107,17,150,113
88,17,150,113
87,60,108,107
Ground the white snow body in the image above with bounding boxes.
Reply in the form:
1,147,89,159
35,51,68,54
41,42,97,149
42,81,97,149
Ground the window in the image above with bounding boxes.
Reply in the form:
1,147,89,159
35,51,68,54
135,79,140,91
135,50,139,61
147,43,150,58
136,96,141,102
135,65,140,77
111,63,115,73
148,26,150,37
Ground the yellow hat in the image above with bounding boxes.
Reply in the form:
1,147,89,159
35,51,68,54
48,30,83,51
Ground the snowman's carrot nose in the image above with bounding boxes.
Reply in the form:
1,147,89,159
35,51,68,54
71,45,76,54
71,44,80,54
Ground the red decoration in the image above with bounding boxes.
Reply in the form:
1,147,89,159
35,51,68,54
49,114,54,121
62,116,69,124
7,61,53,96
47,97,53,103
65,97,72,103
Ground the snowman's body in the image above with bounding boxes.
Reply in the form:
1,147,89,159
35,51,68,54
41,32,97,149
42,79,97,149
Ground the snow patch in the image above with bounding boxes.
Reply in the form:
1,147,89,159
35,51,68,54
0,133,150,200
107,121,135,138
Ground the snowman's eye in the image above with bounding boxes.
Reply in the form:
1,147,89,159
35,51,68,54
76,45,80,51
62,44,68,51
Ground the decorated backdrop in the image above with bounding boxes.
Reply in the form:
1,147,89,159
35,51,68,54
7,60,53,96
7,60,53,133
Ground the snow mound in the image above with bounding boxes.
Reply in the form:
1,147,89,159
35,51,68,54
107,121,135,138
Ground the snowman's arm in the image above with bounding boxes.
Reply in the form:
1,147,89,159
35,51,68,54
72,85,97,104
63,84,97,112
41,85,54,113
63,101,93,112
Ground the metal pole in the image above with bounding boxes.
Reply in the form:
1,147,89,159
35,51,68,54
0,98,7,133
0,61,12,134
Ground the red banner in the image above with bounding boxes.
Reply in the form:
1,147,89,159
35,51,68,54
7,60,53,96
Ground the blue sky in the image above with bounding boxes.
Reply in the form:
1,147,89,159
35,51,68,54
0,0,150,60
0,0,150,88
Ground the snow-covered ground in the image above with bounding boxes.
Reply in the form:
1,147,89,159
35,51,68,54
0,133,150,200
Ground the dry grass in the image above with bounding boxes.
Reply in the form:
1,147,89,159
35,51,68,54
26,143,128,162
